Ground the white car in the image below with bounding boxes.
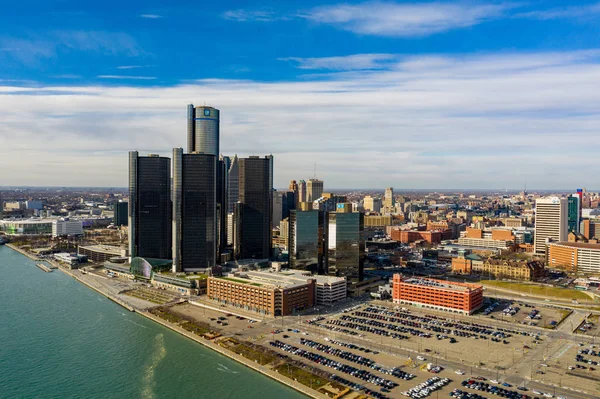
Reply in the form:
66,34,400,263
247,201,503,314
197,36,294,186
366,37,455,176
532,390,542,395
417,356,426,361
490,380,499,384
543,394,553,398
455,370,465,375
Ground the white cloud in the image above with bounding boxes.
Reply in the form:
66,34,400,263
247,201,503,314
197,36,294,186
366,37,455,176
97,75,157,80
117,65,155,69
515,2,600,20
140,14,162,19
222,9,282,22
303,1,516,37
1,49,600,189
0,30,143,66
279,54,397,70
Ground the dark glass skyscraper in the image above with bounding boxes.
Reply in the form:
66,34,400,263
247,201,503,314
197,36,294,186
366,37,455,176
172,148,216,272
236,156,272,260
289,210,326,274
327,210,364,281
187,104,220,156
216,156,229,259
567,195,580,233
114,201,128,227
128,152,172,260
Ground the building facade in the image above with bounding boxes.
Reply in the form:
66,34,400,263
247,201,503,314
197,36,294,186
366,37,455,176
128,152,172,260
114,201,128,227
78,245,127,262
568,195,581,233
327,210,364,281
547,242,600,274
52,219,83,237
392,274,483,315
236,156,273,260
172,149,216,272
534,197,567,254
187,104,219,156
306,179,323,203
289,210,326,274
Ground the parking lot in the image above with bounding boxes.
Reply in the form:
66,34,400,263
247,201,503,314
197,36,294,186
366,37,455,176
477,299,571,330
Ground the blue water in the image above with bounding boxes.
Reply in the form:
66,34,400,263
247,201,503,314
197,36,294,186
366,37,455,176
0,246,304,399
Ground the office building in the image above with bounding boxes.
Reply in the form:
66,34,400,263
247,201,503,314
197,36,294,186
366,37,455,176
363,196,382,213
114,201,128,227
128,152,172,260
298,180,307,203
547,241,600,274
383,187,394,210
392,274,483,315
281,191,296,220
187,104,219,156
172,148,216,272
327,210,364,281
568,194,580,233
272,191,283,229
236,156,273,260
306,178,324,203
227,155,239,213
207,272,315,316
534,197,567,254
25,200,43,210
581,219,600,240
289,210,326,274
217,156,229,256
313,194,347,212
52,219,83,237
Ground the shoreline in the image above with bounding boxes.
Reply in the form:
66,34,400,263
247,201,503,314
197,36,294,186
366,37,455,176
5,244,322,399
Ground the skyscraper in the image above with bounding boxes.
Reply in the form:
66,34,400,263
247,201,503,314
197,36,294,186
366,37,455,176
534,197,567,254
383,187,394,214
567,194,580,233
128,152,172,260
172,148,216,272
289,210,326,274
187,104,219,156
114,201,128,227
236,156,273,259
217,156,229,258
363,196,382,213
306,178,324,202
298,180,307,204
272,190,283,229
327,207,364,281
227,155,239,213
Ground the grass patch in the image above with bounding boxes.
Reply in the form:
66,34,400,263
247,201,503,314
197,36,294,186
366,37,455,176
274,364,329,390
481,280,591,301
149,306,214,336
231,342,277,365
220,277,262,287
122,287,174,304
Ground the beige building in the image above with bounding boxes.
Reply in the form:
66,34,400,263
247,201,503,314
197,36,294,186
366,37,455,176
547,241,600,274
534,197,567,254
363,196,382,213
306,179,324,203
364,215,393,227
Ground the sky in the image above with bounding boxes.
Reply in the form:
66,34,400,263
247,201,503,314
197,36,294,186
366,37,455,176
1,0,600,189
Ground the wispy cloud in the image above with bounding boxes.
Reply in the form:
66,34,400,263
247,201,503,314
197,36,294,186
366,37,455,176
303,1,517,37
280,54,397,70
515,2,600,20
0,30,143,66
52,74,81,79
2,49,600,188
117,65,155,70
140,14,162,19
97,75,156,80
222,9,283,22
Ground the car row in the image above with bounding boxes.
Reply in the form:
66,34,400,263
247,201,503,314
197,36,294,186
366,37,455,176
461,379,536,399
270,340,398,390
401,376,450,399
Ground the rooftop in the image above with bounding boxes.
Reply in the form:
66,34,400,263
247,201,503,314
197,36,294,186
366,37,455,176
399,275,482,292
78,244,125,254
552,241,600,250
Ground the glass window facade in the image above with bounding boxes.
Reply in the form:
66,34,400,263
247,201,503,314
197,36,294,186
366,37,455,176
327,212,364,281
289,210,325,274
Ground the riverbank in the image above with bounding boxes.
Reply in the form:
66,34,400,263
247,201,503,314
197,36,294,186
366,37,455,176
5,244,323,398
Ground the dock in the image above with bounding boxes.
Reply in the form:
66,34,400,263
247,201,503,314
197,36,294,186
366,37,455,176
36,263,54,273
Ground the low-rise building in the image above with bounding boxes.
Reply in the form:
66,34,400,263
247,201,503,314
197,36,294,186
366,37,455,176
480,258,544,281
207,272,316,316
392,274,483,315
52,219,83,237
0,219,54,235
390,229,442,244
78,245,127,263
547,241,600,274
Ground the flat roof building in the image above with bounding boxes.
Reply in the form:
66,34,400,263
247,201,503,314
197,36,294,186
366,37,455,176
534,197,567,254
78,245,127,263
548,241,600,274
392,274,483,315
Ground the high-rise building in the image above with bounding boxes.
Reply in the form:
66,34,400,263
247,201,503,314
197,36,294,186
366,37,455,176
289,180,298,193
236,156,273,259
114,201,128,227
227,155,239,213
363,196,382,213
128,152,172,260
272,191,283,229
534,197,567,254
384,187,394,208
187,104,220,156
306,178,324,203
282,191,296,220
327,209,364,281
568,194,580,233
172,148,216,272
298,180,307,204
216,156,229,257
289,210,327,274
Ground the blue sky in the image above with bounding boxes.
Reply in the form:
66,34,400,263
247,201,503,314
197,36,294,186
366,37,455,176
1,0,600,189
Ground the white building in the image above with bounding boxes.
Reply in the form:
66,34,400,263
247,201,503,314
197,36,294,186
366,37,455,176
52,219,83,238
313,275,347,305
534,197,567,254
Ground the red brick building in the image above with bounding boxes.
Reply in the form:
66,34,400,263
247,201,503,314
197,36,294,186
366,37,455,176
392,274,483,315
390,229,442,244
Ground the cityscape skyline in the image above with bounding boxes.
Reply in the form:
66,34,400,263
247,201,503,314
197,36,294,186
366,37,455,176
2,1,600,188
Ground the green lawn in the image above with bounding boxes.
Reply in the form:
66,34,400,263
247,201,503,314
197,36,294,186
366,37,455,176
274,364,329,390
481,280,592,301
